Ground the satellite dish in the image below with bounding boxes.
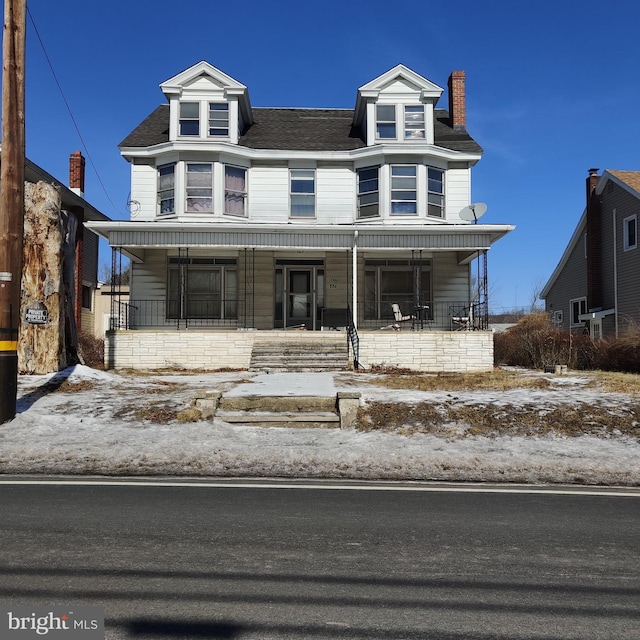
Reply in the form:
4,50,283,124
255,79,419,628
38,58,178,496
459,202,487,223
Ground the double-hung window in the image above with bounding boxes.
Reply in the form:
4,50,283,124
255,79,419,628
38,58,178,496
404,106,425,139
391,165,417,215
624,214,637,251
179,102,200,136
185,163,213,213
427,167,445,218
376,104,396,139
208,103,229,136
290,169,315,218
357,166,379,219
225,166,247,216
157,163,175,216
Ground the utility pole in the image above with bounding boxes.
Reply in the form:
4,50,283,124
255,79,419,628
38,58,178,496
0,0,26,423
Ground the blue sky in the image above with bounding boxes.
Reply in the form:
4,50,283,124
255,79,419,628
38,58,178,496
20,0,640,311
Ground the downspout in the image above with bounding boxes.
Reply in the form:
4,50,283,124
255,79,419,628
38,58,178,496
613,208,619,337
352,230,358,329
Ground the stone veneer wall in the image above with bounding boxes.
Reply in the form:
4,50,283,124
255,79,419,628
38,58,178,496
105,330,493,372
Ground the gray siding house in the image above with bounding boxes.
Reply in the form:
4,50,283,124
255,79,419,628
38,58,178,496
542,169,640,339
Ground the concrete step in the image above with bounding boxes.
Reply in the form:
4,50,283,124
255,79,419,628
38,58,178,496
216,411,340,429
250,340,349,372
219,395,337,413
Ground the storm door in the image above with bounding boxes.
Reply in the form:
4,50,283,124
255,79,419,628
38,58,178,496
274,261,324,330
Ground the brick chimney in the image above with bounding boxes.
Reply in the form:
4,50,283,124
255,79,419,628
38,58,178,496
586,168,602,311
448,70,466,131
69,150,85,197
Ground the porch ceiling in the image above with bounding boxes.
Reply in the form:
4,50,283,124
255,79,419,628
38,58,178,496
86,221,514,256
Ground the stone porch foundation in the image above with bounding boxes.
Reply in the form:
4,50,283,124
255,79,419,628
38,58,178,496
105,329,493,373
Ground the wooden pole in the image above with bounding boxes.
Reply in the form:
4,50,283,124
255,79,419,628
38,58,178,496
0,0,26,423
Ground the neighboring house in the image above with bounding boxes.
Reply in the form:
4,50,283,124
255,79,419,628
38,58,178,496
22,151,110,336
87,61,514,371
542,169,640,339
93,283,130,338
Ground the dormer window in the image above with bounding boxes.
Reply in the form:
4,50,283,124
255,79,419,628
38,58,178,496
404,106,425,139
208,103,229,137
179,102,200,136
376,105,396,139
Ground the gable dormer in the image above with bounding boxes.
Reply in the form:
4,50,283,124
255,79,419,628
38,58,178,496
160,61,253,145
353,64,444,146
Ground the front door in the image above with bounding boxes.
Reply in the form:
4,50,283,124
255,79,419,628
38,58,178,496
287,269,313,329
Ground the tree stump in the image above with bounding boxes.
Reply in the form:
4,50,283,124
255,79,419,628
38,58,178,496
18,182,68,374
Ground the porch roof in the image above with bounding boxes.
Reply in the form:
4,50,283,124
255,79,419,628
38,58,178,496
86,220,514,262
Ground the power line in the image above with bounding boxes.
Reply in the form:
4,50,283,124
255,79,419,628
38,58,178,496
26,6,122,216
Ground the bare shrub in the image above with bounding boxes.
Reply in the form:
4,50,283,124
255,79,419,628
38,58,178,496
77,330,105,369
493,313,599,370
598,325,640,373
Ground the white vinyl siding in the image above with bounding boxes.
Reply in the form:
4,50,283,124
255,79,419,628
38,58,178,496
445,167,471,221
247,167,289,222
316,166,354,224
131,162,161,221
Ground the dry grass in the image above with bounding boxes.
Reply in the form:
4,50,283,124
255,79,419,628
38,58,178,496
352,368,553,392
580,370,640,394
357,400,640,440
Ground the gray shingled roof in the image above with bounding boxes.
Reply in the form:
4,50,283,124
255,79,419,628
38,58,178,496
118,104,482,154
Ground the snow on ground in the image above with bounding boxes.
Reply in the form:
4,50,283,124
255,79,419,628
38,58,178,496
0,365,639,485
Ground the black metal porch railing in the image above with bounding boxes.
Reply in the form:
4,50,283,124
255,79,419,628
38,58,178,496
109,299,489,331
359,300,489,331
110,299,246,330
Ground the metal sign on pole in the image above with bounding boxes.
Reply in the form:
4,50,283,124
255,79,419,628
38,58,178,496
0,0,26,423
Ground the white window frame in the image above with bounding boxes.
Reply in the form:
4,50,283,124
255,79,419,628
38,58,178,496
623,214,637,251
390,165,417,215
185,162,213,213
224,165,247,217
375,104,396,140
289,169,316,218
427,167,445,218
357,166,380,219
404,105,425,139
179,101,200,137
570,297,587,326
208,103,229,137
157,163,176,216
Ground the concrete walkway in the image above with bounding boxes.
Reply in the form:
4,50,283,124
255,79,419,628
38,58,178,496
225,372,337,397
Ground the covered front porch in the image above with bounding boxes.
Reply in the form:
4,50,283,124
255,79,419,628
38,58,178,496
88,220,511,372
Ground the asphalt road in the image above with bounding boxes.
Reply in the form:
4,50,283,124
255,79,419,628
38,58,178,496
1,479,639,639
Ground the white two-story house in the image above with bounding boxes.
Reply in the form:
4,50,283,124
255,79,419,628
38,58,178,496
88,61,514,371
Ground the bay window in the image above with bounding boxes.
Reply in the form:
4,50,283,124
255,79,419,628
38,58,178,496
185,163,213,213
427,167,445,218
157,163,175,216
391,165,417,214
357,166,379,219
225,165,247,216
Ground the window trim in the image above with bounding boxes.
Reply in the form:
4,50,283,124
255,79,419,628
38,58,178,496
570,297,587,326
157,163,176,217
289,169,316,218
623,214,637,251
185,162,214,214
208,102,229,137
179,101,200,137
390,165,418,215
375,104,397,140
167,256,238,321
427,166,445,218
357,166,380,219
404,105,425,140
224,165,248,217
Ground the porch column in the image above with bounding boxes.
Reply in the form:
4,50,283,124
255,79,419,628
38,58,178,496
352,231,358,329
